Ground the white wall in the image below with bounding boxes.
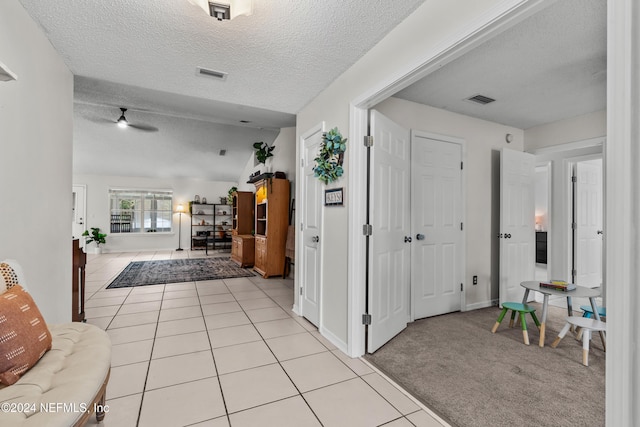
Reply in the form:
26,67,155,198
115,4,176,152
296,0,517,348
74,174,237,252
525,110,606,151
0,0,74,323
375,97,524,307
237,127,297,194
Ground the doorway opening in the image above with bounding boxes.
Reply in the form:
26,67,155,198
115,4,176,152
534,163,551,283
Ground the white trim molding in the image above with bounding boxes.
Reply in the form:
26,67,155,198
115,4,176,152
606,0,640,425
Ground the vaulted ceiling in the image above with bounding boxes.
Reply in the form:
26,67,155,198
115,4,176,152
17,0,425,181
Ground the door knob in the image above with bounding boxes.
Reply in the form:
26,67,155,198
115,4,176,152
597,230,603,235
404,236,412,243
312,236,319,243
416,233,425,240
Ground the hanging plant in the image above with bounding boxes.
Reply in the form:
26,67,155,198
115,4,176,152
253,141,275,164
313,127,347,185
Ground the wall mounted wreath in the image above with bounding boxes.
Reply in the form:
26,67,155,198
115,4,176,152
313,127,347,185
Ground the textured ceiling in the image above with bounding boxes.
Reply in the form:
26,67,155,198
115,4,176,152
17,0,425,181
394,0,607,130
17,0,606,182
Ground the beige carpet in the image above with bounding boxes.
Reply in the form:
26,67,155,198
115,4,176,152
365,304,605,427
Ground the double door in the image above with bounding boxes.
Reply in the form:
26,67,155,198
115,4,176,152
368,110,463,352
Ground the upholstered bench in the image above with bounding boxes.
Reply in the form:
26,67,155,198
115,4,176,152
0,260,111,426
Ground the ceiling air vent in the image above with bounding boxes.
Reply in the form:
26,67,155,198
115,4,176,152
466,94,496,105
219,149,227,156
196,67,228,80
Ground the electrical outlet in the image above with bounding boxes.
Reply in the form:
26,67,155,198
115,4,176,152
473,275,478,285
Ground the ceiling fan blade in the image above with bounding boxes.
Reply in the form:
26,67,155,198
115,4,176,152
129,123,159,132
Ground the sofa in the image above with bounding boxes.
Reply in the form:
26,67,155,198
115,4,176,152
0,259,111,427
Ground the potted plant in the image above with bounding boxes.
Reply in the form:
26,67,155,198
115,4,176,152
253,141,275,165
82,227,107,254
227,186,238,204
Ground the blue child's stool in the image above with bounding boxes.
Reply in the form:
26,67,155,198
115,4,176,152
491,302,541,345
580,305,606,319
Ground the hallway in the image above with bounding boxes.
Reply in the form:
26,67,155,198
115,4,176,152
82,251,446,426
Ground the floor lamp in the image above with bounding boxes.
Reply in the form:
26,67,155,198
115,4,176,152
176,204,184,251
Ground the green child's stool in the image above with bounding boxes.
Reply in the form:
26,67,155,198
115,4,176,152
491,302,541,345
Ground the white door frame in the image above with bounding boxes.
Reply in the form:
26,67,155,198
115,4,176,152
346,0,553,358
534,161,552,288
294,122,325,321
531,138,604,285
72,184,87,246
410,130,466,321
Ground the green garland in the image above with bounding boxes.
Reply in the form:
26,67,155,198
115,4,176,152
313,127,347,184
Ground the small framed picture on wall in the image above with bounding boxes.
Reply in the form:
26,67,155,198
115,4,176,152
324,188,344,206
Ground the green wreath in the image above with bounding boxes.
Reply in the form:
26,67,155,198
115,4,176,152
313,127,347,184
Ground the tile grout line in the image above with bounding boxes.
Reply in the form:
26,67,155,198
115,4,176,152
196,277,233,426
359,357,452,427
220,276,326,426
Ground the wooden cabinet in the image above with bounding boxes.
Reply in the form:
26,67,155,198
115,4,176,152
232,191,253,235
253,178,290,278
254,235,267,273
72,239,86,322
231,234,255,267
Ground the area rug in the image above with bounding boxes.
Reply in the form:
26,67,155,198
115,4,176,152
107,258,255,288
365,304,605,427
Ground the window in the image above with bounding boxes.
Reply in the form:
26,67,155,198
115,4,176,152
109,189,173,233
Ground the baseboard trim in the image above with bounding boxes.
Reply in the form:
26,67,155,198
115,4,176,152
319,326,348,355
465,300,498,311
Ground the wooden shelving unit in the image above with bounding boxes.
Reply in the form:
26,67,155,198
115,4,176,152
231,191,255,267
252,178,290,277
190,202,232,251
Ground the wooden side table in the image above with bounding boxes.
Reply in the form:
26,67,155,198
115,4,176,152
72,239,86,322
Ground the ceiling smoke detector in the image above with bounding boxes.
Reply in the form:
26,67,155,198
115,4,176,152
466,94,496,105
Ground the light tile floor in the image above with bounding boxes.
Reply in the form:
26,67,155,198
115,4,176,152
82,250,449,427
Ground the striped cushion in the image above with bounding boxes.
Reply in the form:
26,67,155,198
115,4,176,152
0,285,52,385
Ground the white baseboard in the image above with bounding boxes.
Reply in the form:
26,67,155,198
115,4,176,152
465,300,498,311
319,326,348,355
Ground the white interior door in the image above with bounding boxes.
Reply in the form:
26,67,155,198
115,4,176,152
368,110,410,353
574,159,603,287
411,133,463,319
300,125,323,326
500,148,535,305
72,185,86,243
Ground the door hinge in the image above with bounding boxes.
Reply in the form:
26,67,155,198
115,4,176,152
300,223,304,231
571,222,577,230
572,269,577,277
461,222,463,231
364,135,374,147
299,286,303,295
300,158,304,167
460,283,464,292
363,224,373,236
571,176,577,183
461,161,464,170
362,313,372,325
